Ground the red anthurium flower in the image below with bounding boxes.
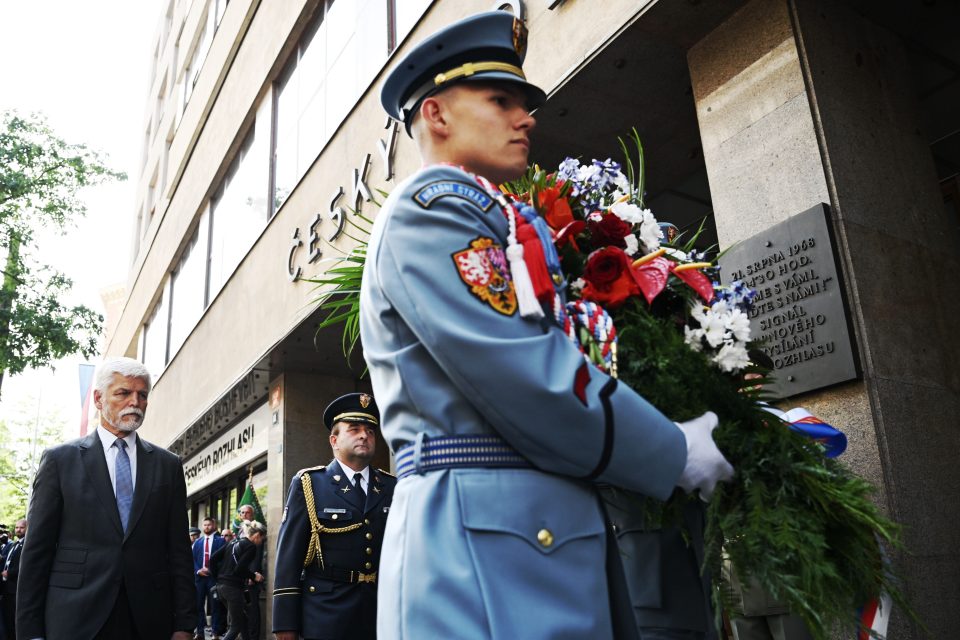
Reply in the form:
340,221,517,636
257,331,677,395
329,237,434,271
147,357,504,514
631,257,672,305
673,267,715,303
587,213,631,249
581,247,640,309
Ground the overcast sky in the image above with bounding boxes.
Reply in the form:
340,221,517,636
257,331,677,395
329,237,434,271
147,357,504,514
0,0,163,436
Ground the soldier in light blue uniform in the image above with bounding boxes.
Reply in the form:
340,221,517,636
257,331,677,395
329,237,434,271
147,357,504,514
361,10,734,640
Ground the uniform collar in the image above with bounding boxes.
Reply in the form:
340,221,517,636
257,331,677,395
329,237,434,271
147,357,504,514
336,459,370,484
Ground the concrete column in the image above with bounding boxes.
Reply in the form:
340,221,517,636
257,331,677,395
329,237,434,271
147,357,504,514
688,0,960,637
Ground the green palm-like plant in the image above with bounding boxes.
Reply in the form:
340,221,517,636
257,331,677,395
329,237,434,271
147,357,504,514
304,200,380,364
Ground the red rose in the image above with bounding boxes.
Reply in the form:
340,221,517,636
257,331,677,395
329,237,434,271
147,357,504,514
581,247,640,309
587,213,632,249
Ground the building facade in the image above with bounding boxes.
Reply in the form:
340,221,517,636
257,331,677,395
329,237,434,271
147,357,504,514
113,0,958,636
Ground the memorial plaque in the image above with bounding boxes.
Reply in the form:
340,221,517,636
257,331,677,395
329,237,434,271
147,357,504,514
719,204,858,397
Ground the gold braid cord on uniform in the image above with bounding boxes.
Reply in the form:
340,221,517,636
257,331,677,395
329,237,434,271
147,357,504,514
300,472,362,569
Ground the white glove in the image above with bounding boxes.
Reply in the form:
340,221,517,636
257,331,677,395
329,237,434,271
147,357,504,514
675,411,734,501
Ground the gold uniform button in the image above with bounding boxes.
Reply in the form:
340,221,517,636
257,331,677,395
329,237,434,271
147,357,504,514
365,562,372,570
537,528,554,548
365,533,373,540
309,586,316,593
365,547,373,555
364,519,370,525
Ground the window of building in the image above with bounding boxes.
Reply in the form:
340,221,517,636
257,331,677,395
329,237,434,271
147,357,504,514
207,126,268,302
168,214,208,357
213,0,228,27
140,281,170,380
154,76,168,146
272,0,431,213
181,4,215,111
393,0,432,53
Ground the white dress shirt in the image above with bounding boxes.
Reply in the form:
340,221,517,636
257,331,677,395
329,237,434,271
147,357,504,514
336,460,370,493
96,424,138,494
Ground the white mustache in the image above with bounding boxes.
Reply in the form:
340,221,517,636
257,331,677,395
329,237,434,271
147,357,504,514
120,408,144,419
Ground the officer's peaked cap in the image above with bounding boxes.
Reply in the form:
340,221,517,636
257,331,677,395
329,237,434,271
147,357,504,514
323,392,380,431
381,10,546,131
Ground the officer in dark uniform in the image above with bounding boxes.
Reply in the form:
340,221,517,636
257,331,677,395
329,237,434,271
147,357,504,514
272,393,396,640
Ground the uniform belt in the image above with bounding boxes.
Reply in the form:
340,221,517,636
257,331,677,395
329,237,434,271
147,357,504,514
395,433,532,479
308,566,377,584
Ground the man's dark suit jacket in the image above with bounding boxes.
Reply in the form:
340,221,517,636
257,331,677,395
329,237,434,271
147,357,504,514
192,533,225,575
16,430,196,640
2,538,23,596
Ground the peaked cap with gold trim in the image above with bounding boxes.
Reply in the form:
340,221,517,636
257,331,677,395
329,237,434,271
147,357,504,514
322,392,380,431
381,10,546,134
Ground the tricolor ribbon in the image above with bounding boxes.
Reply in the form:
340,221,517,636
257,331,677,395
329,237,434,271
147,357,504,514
856,592,891,639
758,405,848,458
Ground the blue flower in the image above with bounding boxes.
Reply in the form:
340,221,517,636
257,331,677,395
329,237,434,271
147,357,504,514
558,157,580,182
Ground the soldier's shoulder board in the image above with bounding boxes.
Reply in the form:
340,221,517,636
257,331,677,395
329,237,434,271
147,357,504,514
295,465,326,478
376,467,396,478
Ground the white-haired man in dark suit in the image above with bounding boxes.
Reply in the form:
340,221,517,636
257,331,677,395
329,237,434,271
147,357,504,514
17,357,195,640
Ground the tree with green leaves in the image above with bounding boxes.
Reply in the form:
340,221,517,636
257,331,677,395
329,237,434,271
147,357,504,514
0,111,125,396
0,392,67,525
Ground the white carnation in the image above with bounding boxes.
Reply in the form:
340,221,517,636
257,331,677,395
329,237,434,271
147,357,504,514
614,172,631,194
702,310,728,348
684,326,704,351
714,342,750,372
623,234,639,256
637,208,662,252
689,302,708,324
664,248,688,261
610,201,643,224
725,308,752,342
578,164,600,183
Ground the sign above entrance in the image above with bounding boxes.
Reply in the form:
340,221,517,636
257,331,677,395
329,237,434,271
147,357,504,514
719,204,858,397
183,401,270,494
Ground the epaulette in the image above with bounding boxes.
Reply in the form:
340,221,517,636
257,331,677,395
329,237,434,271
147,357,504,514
296,465,326,478
376,468,396,478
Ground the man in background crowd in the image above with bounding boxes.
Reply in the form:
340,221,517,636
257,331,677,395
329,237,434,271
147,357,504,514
1,519,25,639
192,517,225,640
236,504,263,640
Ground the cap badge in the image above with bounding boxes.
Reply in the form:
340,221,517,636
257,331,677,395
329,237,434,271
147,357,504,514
512,18,528,58
359,394,372,409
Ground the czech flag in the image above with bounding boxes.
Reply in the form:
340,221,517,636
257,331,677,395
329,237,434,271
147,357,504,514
857,592,891,639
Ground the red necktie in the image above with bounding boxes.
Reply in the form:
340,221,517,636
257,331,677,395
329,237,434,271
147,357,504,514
203,536,210,568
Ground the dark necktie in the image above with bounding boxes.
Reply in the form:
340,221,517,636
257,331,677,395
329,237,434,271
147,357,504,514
114,438,133,531
353,472,366,500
